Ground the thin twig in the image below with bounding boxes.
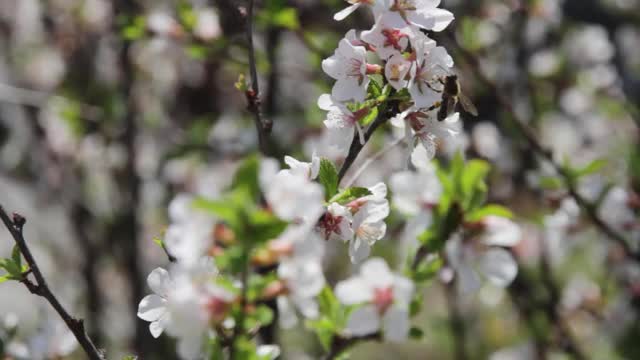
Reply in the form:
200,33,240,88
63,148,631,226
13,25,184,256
337,113,392,184
445,37,639,262
323,332,382,360
0,205,103,360
343,137,405,188
245,0,271,155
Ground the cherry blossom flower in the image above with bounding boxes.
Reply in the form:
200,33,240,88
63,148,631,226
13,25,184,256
384,0,454,32
361,13,413,60
164,193,216,267
391,107,460,160
259,157,325,223
408,38,453,108
334,0,387,21
276,258,326,328
335,258,414,341
385,53,413,90
261,223,326,328
318,94,368,153
283,154,320,180
137,264,235,359
389,155,441,216
317,202,355,242
346,183,390,263
445,217,522,293
322,38,372,102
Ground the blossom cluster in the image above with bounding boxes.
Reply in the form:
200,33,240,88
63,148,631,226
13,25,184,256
134,1,525,358
321,0,461,161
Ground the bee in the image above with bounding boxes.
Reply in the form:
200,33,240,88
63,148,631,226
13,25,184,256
425,72,479,121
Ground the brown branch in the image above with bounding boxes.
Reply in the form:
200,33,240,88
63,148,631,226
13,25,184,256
245,0,271,155
323,332,382,360
444,36,640,262
337,112,392,183
0,205,103,360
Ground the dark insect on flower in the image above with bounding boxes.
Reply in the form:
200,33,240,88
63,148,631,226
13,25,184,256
424,70,479,121
436,74,479,121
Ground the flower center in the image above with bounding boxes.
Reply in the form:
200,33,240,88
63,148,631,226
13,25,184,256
373,287,394,314
391,0,417,11
319,213,345,240
382,29,407,51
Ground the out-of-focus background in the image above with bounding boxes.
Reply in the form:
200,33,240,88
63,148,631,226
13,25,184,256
0,0,639,359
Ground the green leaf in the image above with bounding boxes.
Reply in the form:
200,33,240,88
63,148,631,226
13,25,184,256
409,327,424,339
247,209,288,244
539,176,564,190
571,159,606,179
318,158,339,200
409,294,423,317
328,187,371,204
121,16,146,40
232,154,261,201
11,245,21,268
271,7,300,30
413,254,443,282
466,204,513,222
459,159,490,211
253,305,274,326
306,317,335,351
192,198,240,230
368,78,383,98
359,106,378,126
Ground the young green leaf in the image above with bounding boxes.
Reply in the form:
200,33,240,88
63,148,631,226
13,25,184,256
466,204,514,222
328,187,372,204
318,158,339,200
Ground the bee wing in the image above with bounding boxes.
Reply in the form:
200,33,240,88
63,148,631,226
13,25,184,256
446,96,456,116
458,91,478,116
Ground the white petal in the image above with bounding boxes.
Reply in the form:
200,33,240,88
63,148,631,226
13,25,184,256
137,294,167,322
177,335,203,360
382,307,410,342
322,56,343,80
334,4,361,21
292,296,320,319
332,77,367,102
147,267,171,297
346,305,381,336
257,345,281,360
417,136,436,160
479,248,518,287
360,257,394,288
411,144,434,171
482,217,522,247
349,237,371,263
149,320,165,338
277,296,298,329
335,277,372,305
317,93,335,110
392,276,415,307
429,8,454,32
456,262,482,294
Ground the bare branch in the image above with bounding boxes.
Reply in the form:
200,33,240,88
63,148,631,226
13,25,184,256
337,112,392,184
0,205,104,360
245,0,271,155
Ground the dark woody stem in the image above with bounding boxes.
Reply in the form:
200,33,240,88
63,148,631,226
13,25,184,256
0,206,104,360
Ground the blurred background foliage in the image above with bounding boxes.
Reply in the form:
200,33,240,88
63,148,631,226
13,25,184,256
0,0,639,359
